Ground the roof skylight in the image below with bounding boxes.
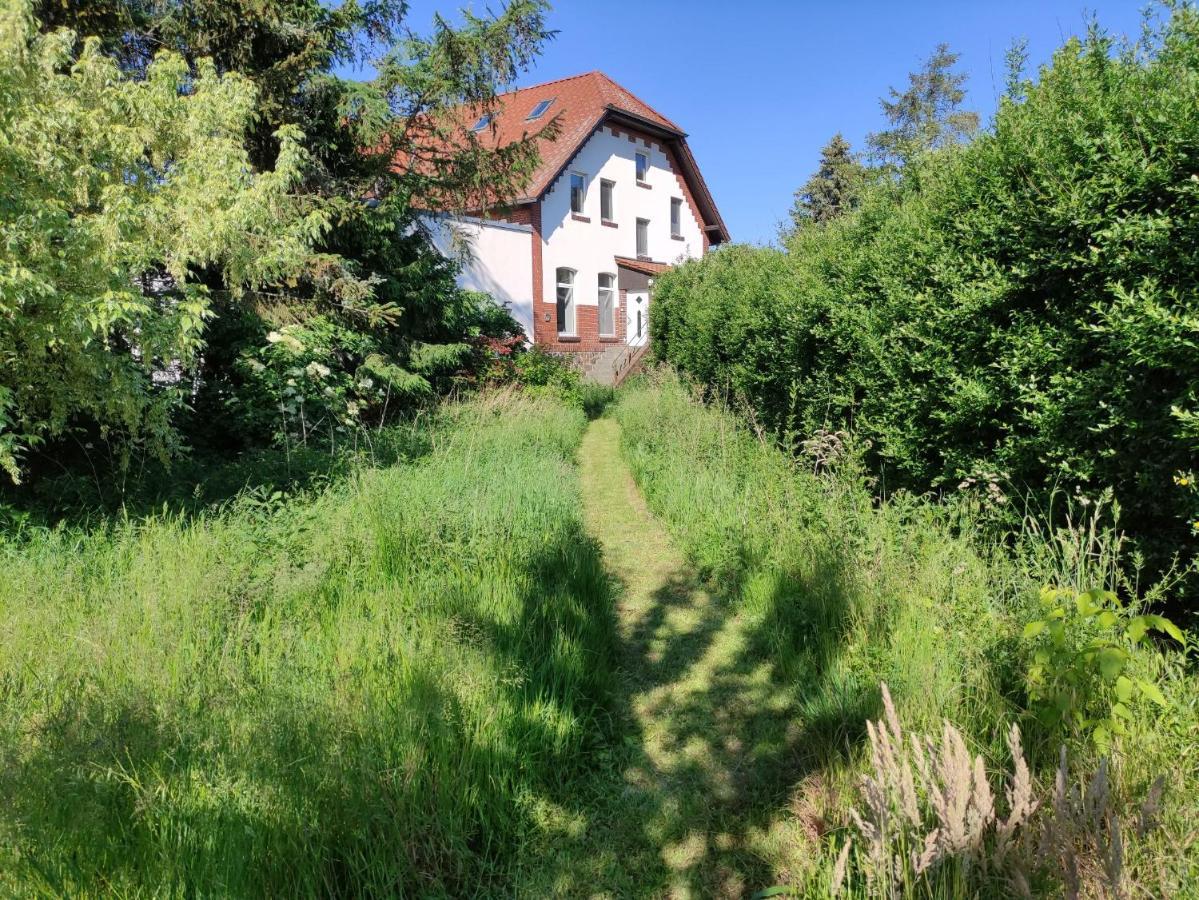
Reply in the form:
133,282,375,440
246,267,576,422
526,98,554,121
472,113,492,131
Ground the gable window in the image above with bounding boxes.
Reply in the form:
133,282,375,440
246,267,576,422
471,113,491,132
598,273,616,336
556,268,576,335
635,151,649,183
600,179,615,222
671,198,683,237
527,98,554,120
636,218,649,258
570,173,587,215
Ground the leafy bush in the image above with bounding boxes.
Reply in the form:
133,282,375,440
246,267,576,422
652,9,1199,595
1023,587,1184,750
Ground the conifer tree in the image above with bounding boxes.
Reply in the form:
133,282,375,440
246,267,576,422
788,133,868,230
867,43,979,167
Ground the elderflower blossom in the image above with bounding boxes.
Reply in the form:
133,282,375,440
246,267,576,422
305,362,331,379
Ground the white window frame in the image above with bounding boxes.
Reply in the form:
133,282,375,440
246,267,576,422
671,197,683,237
635,151,649,184
600,178,615,222
556,268,576,336
598,273,616,337
636,218,649,258
570,172,587,215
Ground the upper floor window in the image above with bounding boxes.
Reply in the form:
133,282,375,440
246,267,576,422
471,113,491,132
635,151,649,183
598,273,616,336
600,179,615,222
527,98,554,120
636,218,649,258
556,268,576,335
570,173,586,215
671,198,683,237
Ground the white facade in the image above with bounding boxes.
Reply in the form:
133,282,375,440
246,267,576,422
425,214,535,337
540,126,705,325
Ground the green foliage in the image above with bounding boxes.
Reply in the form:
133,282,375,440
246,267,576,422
787,133,869,231
0,0,324,479
616,372,1199,894
11,0,553,475
653,8,1199,591
0,390,616,895
866,42,979,167
1024,586,1185,749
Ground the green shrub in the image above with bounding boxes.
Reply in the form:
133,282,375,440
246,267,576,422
652,9,1199,596
1023,586,1185,750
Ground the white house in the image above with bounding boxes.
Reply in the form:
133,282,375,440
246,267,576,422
425,71,729,361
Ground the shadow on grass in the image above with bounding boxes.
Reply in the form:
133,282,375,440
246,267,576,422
2,424,437,532
518,496,883,896
0,518,621,897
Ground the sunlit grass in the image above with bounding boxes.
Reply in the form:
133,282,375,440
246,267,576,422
0,390,617,897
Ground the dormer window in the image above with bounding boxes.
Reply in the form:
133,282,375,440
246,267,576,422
527,98,554,120
471,113,491,132
635,151,649,183
570,173,587,215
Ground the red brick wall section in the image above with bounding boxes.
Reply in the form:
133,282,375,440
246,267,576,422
530,202,545,345
546,305,626,353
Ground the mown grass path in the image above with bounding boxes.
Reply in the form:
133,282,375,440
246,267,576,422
518,418,805,898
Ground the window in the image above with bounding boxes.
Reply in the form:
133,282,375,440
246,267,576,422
635,151,649,183
598,273,616,336
636,218,649,258
600,179,615,222
671,198,683,237
471,113,491,132
556,268,576,335
570,173,586,215
527,98,554,120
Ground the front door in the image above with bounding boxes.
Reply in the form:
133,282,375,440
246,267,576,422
627,290,648,346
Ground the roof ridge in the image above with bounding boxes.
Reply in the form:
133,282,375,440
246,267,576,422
500,69,603,97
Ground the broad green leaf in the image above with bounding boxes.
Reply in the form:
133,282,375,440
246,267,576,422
1111,702,1133,720
1023,620,1047,639
1115,675,1135,703
1097,647,1126,681
1138,680,1168,707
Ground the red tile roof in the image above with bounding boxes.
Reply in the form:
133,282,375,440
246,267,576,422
471,71,681,199
444,71,729,243
615,256,673,276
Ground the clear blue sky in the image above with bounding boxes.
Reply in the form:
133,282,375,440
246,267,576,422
359,1,1149,244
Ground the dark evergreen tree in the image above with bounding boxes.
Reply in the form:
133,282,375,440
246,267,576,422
867,43,979,167
788,133,868,230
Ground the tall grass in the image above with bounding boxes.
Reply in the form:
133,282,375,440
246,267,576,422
0,390,616,897
614,370,1199,894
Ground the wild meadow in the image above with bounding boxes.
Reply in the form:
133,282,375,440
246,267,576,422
0,391,617,896
616,371,1199,896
